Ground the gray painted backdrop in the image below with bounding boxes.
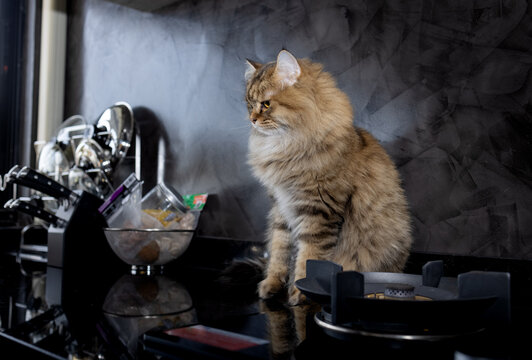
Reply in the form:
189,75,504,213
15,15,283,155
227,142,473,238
65,0,532,259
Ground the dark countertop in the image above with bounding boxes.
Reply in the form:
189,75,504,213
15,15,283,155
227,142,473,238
1,235,532,359
0,240,259,360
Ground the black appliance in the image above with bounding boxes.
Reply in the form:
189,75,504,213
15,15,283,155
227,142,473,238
3,165,120,306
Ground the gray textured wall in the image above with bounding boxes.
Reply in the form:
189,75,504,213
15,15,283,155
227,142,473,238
65,0,532,259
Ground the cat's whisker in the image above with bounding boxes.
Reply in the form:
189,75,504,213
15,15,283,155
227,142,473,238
227,124,252,131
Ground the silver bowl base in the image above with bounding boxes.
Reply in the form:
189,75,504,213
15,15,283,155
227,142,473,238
130,265,164,276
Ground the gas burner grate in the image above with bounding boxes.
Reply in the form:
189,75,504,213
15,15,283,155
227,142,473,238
295,260,511,341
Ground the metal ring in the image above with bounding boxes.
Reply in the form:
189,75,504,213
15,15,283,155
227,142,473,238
314,312,484,342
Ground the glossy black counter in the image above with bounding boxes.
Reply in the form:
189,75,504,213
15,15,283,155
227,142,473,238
1,236,532,359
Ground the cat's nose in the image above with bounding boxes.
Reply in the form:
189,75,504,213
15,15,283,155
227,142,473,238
250,116,257,124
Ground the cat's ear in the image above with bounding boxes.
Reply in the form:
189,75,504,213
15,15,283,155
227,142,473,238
245,59,261,82
274,50,301,88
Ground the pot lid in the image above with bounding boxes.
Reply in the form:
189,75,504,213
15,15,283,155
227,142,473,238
74,138,113,175
96,101,134,163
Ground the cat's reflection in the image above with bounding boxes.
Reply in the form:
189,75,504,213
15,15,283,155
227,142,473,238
260,300,320,359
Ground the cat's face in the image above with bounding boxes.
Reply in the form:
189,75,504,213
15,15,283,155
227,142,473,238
245,51,303,135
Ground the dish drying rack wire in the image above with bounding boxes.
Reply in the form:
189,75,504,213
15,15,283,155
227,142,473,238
0,172,9,192
0,165,23,193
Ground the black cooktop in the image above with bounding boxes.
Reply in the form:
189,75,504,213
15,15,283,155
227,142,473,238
1,236,531,360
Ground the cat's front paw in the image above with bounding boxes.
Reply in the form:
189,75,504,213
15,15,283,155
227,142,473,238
288,286,307,306
258,277,284,299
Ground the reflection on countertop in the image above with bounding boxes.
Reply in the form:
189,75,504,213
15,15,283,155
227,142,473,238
3,237,532,360
103,274,197,355
0,236,269,359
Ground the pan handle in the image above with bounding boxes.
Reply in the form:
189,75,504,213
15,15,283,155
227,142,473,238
14,166,79,204
5,198,67,227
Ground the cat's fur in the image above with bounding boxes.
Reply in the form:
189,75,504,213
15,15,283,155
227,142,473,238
245,50,412,305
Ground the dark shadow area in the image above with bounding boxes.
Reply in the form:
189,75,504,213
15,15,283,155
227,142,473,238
114,106,177,196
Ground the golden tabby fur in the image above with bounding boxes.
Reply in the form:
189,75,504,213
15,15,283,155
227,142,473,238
245,50,412,305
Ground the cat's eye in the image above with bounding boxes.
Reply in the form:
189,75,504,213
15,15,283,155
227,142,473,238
261,101,270,110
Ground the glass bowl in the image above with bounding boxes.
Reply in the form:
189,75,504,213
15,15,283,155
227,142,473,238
103,227,195,274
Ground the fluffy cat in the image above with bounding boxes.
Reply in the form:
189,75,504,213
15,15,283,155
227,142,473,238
245,50,412,305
